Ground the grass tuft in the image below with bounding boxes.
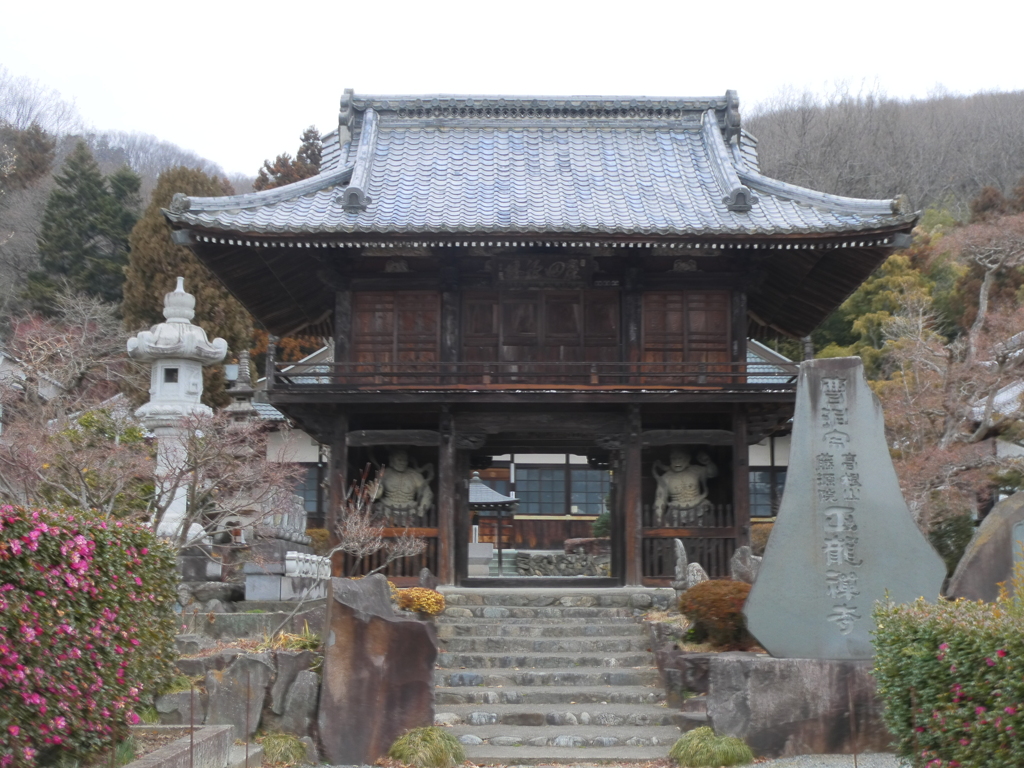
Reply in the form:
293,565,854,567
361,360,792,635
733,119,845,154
388,726,466,768
668,726,753,767
257,731,308,766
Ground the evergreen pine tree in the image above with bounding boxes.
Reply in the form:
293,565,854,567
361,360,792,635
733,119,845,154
27,140,140,309
122,166,253,407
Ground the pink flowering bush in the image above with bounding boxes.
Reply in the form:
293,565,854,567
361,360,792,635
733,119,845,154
0,505,177,765
873,594,1024,767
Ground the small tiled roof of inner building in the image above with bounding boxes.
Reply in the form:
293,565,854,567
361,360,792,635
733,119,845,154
165,91,916,239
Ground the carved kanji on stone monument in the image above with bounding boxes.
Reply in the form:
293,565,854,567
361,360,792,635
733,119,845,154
744,357,945,660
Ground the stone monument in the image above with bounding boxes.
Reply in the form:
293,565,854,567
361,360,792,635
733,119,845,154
653,449,717,525
744,357,945,659
947,492,1024,602
127,277,227,543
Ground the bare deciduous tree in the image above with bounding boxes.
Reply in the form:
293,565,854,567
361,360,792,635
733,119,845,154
329,466,427,576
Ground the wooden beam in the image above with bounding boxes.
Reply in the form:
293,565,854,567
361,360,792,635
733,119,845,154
732,406,751,548
457,412,626,434
641,429,734,447
346,429,441,447
437,410,456,585
623,406,643,586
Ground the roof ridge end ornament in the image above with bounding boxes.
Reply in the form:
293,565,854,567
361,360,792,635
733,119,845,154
723,90,741,143
702,109,758,214
338,107,379,212
339,88,356,128
169,192,191,214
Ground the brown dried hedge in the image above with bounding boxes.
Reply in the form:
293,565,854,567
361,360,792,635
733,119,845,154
679,579,754,650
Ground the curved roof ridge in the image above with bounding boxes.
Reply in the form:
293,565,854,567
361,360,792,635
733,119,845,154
170,163,354,213
738,168,909,216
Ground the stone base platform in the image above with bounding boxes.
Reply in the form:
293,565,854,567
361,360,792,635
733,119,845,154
654,645,890,758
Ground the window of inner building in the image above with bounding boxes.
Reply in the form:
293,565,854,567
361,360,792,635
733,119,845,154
515,467,566,515
750,468,786,518
513,457,610,516
295,464,323,527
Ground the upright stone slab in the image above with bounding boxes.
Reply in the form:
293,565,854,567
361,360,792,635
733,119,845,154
744,357,945,659
318,574,437,765
947,492,1024,601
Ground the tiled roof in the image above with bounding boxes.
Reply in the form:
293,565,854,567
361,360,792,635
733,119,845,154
166,92,914,239
468,473,517,507
252,401,287,421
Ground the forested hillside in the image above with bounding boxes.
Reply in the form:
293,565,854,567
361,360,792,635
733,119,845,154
747,87,1024,216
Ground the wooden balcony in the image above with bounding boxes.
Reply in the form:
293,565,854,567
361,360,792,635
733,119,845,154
268,360,798,396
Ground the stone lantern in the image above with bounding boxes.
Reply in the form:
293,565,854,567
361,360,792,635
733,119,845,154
127,277,228,541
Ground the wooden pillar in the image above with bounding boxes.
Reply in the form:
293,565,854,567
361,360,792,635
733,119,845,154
732,406,751,548
334,289,352,374
623,405,643,585
437,409,456,585
453,450,470,585
265,334,278,393
328,413,349,576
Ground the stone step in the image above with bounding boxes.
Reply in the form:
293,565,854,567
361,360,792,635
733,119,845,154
435,667,662,687
449,723,680,747
436,685,665,706
438,651,653,669
440,635,651,653
440,587,673,610
436,622,646,639
442,605,637,619
458,744,670,764
437,614,643,626
437,702,680,727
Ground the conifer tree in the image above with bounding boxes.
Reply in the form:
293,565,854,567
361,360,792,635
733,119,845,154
253,126,322,191
27,140,140,309
122,167,252,407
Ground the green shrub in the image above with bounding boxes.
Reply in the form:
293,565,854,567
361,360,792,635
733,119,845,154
388,726,466,768
0,506,178,766
873,584,1024,768
592,510,611,538
679,579,754,650
668,726,753,766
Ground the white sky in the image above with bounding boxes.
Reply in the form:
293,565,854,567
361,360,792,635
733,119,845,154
3,0,1023,176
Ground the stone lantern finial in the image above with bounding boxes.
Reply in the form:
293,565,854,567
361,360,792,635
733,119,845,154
163,276,196,322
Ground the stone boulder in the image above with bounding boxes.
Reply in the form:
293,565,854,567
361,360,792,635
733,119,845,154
205,652,273,738
706,654,889,757
729,546,762,584
947,492,1024,602
318,575,437,765
686,562,709,589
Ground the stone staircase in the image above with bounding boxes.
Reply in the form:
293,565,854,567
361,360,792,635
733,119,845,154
434,587,681,763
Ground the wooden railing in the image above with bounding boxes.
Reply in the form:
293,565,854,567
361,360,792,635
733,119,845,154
271,361,798,392
642,503,737,582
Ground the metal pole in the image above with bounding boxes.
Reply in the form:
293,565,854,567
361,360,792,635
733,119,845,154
189,682,195,768
245,669,251,768
848,678,858,768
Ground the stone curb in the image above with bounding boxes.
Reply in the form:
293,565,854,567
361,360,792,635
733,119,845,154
126,725,233,768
